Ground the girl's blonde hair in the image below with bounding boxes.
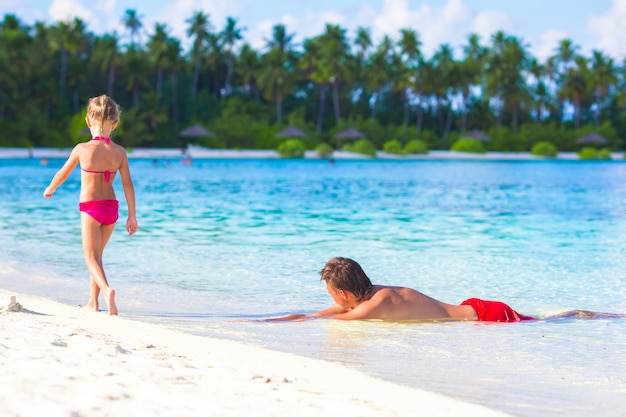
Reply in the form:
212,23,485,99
87,95,121,126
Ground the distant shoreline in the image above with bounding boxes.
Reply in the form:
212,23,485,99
1,145,624,161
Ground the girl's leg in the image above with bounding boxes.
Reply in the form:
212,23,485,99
81,213,118,315
87,221,116,311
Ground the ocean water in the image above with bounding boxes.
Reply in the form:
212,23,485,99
1,157,625,417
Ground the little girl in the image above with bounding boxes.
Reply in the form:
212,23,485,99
44,95,138,315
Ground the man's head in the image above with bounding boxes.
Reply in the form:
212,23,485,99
320,257,373,302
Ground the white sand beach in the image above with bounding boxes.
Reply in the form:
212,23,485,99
0,288,513,417
2,146,624,160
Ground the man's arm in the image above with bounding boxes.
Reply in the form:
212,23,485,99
264,303,349,322
320,297,386,320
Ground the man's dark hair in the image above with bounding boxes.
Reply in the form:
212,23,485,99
320,257,373,301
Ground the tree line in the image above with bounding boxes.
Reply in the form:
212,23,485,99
0,10,625,152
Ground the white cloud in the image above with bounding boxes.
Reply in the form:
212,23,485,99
149,0,244,51
587,0,626,59
48,0,93,23
471,10,511,43
250,14,301,51
531,29,568,63
371,0,471,57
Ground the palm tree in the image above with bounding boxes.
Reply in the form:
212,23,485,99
412,57,430,133
501,35,530,133
365,48,391,120
147,23,169,95
485,31,508,128
220,17,245,96
397,29,422,141
204,33,226,97
589,50,617,126
431,44,457,141
459,33,487,132
484,32,531,132
560,55,591,129
237,43,261,99
528,58,549,122
186,11,212,97
349,27,373,115
319,24,351,125
30,22,57,121
0,15,32,121
123,47,149,107
122,9,143,49
163,37,182,126
551,38,581,122
49,18,87,105
92,33,120,97
354,27,372,66
302,36,331,133
258,24,297,125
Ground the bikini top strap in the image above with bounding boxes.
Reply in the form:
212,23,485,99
91,136,111,144
81,168,112,183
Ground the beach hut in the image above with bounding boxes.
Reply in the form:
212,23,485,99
336,127,365,148
277,126,308,138
575,132,608,146
464,129,491,141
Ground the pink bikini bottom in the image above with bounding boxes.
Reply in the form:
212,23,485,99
79,200,119,226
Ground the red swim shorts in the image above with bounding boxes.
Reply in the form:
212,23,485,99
79,199,119,226
461,298,535,322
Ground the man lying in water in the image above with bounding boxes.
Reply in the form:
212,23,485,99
270,257,624,322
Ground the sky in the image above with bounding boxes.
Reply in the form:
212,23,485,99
3,0,626,62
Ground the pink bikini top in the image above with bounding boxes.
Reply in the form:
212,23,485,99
81,136,114,182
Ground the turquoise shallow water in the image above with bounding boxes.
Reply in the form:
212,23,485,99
1,157,626,416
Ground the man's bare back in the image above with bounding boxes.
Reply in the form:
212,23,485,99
310,284,478,321
268,258,623,323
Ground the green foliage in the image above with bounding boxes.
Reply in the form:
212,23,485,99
69,110,90,144
1,13,626,150
383,140,403,155
518,123,566,151
451,138,486,154
404,139,429,154
277,139,306,158
578,147,612,160
343,138,376,157
315,143,333,157
531,141,558,157
597,148,612,159
578,147,597,159
486,127,522,152
413,130,439,150
210,97,277,149
116,107,150,148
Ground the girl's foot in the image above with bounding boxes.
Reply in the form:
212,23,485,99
105,289,118,315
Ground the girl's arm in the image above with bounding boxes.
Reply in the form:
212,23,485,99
118,152,138,235
43,147,80,197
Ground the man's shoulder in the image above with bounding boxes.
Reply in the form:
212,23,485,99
368,286,398,302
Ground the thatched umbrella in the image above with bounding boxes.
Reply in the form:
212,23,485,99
336,127,365,139
336,127,365,148
576,132,607,145
179,124,214,137
277,126,308,138
178,124,214,150
464,129,491,141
